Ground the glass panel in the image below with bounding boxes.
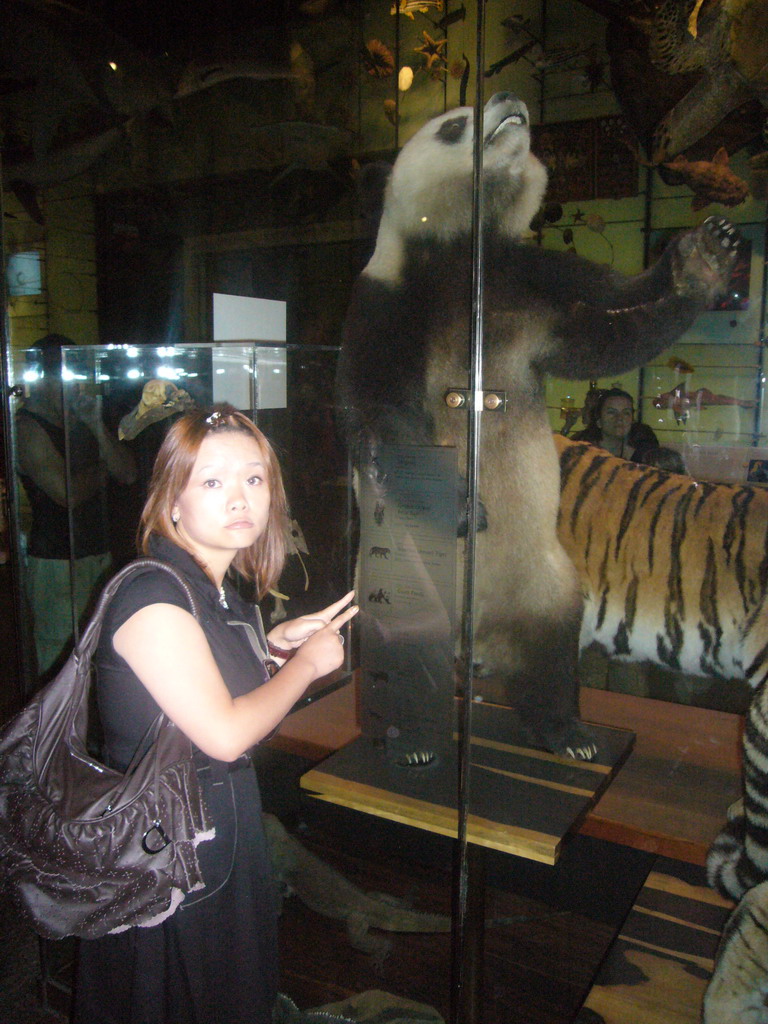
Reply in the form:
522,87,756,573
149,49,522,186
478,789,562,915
2,0,765,1018
24,342,352,682
357,443,458,766
6,341,356,660
539,27,767,720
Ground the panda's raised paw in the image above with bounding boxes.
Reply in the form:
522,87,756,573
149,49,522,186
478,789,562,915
672,216,740,304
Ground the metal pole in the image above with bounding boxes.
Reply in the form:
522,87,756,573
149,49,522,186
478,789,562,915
450,0,486,1019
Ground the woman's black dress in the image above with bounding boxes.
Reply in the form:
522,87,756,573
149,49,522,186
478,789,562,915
72,536,278,1024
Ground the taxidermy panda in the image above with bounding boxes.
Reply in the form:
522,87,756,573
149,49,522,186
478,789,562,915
336,91,739,760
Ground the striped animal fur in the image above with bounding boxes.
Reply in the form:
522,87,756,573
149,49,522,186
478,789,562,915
554,435,768,900
703,878,768,1023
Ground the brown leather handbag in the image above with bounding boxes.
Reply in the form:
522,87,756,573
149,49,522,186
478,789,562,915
0,558,215,940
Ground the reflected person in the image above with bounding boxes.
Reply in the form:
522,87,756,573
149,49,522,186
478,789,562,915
572,387,659,463
15,334,137,676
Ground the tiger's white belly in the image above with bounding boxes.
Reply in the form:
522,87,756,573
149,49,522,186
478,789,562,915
580,601,748,683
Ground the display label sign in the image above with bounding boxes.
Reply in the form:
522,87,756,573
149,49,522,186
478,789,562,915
357,444,458,765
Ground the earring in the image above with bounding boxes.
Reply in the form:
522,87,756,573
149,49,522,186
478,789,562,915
172,511,180,524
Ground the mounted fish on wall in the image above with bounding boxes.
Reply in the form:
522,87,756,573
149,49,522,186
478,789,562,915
630,140,751,211
652,381,757,424
660,148,750,210
572,0,768,204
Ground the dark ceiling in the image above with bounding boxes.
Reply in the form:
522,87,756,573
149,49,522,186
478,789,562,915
55,0,294,59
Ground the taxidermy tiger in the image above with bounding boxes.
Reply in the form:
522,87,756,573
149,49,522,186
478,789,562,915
336,91,739,762
555,435,768,902
703,878,768,1024
556,434,768,687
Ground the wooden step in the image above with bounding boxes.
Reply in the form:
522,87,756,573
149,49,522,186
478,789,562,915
583,857,733,1024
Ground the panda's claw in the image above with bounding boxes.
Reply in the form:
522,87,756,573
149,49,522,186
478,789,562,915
702,215,740,255
578,743,598,761
672,216,740,303
524,718,599,762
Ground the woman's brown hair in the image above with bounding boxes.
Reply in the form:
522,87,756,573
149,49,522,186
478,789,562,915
139,403,288,597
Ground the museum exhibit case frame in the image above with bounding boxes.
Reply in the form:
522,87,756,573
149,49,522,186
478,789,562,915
1,0,766,1020
11,341,354,686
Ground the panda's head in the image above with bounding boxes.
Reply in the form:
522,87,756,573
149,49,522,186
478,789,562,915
365,92,547,283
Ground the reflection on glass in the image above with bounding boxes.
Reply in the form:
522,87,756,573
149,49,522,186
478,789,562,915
15,336,137,677
11,341,352,685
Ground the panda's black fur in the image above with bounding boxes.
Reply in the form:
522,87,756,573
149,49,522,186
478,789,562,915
336,92,739,759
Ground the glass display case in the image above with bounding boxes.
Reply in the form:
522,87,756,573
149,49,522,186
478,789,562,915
1,0,765,1018
9,341,353,689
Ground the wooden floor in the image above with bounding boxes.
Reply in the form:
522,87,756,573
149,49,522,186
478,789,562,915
274,809,626,1023
1,746,662,1024
584,855,732,1024
268,676,742,1024
260,748,660,1024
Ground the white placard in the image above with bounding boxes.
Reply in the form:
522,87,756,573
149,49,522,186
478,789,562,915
212,293,286,342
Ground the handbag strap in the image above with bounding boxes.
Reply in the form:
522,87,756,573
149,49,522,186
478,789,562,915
67,558,201,742
76,557,200,665
70,559,202,810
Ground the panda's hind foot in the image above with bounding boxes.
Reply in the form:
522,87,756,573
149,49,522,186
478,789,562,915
526,718,599,761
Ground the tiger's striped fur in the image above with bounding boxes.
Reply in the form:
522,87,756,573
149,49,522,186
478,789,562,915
703,878,768,1023
554,435,768,900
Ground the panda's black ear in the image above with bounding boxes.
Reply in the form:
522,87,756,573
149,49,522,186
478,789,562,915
357,160,392,230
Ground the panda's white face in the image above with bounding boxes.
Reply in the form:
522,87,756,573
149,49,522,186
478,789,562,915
366,92,548,283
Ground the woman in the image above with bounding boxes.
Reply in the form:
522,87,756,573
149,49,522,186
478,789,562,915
73,404,357,1024
16,334,137,675
572,387,658,462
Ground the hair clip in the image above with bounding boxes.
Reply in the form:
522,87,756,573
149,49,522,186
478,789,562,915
205,410,224,427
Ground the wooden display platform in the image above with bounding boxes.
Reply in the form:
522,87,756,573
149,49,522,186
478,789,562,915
579,688,743,864
301,701,635,865
277,676,743,865
583,856,733,1024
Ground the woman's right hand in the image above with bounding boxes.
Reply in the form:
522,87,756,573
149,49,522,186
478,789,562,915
114,597,356,762
291,603,358,680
